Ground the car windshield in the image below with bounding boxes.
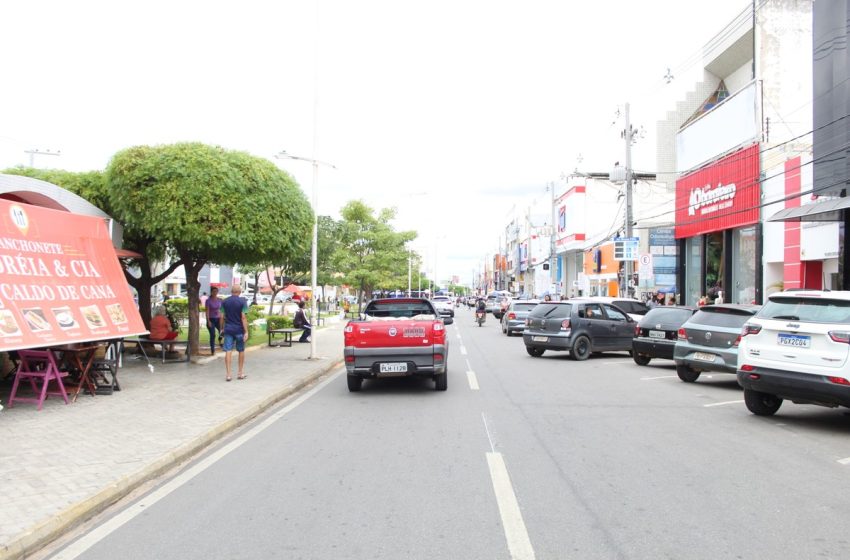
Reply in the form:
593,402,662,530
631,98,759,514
760,297,850,323
688,307,756,328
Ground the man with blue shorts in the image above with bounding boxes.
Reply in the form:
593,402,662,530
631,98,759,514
220,284,249,381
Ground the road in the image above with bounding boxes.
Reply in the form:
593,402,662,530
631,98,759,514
44,306,850,559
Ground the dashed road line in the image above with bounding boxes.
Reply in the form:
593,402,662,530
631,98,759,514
703,400,744,408
460,346,468,355
467,370,480,390
486,452,536,560
640,375,678,380
837,457,850,465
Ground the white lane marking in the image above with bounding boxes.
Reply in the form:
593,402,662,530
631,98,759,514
460,346,468,355
703,400,745,408
51,369,344,560
467,370,480,390
486,452,536,560
482,412,495,452
640,375,678,380
837,457,850,465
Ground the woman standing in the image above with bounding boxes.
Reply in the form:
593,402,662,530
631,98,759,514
205,287,223,355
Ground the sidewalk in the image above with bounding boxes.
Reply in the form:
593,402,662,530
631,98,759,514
0,320,345,560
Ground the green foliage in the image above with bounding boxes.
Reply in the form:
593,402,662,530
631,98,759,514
105,143,313,266
246,304,264,335
266,315,294,330
163,298,188,330
330,200,417,297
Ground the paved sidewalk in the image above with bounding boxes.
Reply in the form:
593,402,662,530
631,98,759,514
0,320,345,560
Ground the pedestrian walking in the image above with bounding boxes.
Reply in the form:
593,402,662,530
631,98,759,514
220,284,249,382
205,286,223,355
293,301,312,343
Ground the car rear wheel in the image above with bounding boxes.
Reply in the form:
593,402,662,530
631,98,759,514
347,375,362,392
744,389,782,416
571,335,591,361
501,322,507,334
633,353,651,366
676,364,700,382
435,371,447,391
526,346,545,357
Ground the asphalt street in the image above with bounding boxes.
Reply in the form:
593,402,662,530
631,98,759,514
42,306,850,560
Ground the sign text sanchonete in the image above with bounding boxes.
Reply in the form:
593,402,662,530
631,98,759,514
0,201,147,351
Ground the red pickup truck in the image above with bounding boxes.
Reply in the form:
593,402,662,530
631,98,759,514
343,298,452,392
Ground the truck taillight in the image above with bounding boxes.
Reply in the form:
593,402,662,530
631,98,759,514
560,319,571,331
677,328,687,340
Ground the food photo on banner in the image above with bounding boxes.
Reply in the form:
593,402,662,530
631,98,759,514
0,200,147,352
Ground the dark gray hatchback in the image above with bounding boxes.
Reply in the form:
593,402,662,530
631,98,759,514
673,304,761,382
522,299,636,360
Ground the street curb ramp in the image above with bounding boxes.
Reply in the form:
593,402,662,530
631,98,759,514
0,359,342,560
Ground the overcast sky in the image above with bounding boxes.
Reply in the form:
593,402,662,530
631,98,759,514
0,0,749,286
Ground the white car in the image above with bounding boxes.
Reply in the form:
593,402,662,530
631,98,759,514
431,296,454,318
737,290,850,416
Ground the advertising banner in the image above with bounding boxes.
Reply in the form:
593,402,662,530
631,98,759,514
675,143,760,238
0,200,147,351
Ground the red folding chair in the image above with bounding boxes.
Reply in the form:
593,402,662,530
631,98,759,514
8,349,69,410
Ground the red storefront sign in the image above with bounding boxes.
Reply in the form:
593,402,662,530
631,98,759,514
0,200,147,351
675,143,760,238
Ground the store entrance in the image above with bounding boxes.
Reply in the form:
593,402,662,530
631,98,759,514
705,231,724,302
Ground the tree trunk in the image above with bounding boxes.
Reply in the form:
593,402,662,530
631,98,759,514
122,247,184,331
177,249,205,357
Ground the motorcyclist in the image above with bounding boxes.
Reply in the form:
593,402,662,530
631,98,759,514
475,297,486,313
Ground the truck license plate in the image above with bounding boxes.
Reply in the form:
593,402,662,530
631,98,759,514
379,362,408,374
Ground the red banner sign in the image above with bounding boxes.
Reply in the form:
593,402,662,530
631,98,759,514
0,200,147,351
675,143,760,238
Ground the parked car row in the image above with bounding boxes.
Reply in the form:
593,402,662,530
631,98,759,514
507,290,850,418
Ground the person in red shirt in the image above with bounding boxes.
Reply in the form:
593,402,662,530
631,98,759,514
149,306,178,352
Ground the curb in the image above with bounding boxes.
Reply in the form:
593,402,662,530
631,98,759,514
0,358,343,560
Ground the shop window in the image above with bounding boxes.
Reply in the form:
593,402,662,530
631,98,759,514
732,227,757,303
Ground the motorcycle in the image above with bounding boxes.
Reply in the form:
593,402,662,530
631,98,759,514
476,310,486,326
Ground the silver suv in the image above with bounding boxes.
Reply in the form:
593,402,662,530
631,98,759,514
737,290,850,416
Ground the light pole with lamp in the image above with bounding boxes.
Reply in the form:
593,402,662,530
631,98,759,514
275,150,336,360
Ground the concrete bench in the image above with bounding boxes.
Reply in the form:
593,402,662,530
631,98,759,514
267,328,303,347
123,337,190,364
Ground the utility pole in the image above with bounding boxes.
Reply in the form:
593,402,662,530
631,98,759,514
549,181,557,294
24,148,60,168
623,103,635,298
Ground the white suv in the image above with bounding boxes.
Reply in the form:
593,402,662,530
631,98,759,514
737,290,850,416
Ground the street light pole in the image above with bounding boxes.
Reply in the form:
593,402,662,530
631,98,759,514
275,151,336,360
623,103,635,298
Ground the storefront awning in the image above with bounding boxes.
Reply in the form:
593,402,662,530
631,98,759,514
0,200,148,351
767,197,850,222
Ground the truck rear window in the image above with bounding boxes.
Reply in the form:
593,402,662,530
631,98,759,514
363,302,436,319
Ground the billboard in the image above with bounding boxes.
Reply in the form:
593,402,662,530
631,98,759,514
0,201,147,351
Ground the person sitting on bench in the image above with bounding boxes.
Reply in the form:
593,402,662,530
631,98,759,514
293,301,312,343
150,306,178,352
